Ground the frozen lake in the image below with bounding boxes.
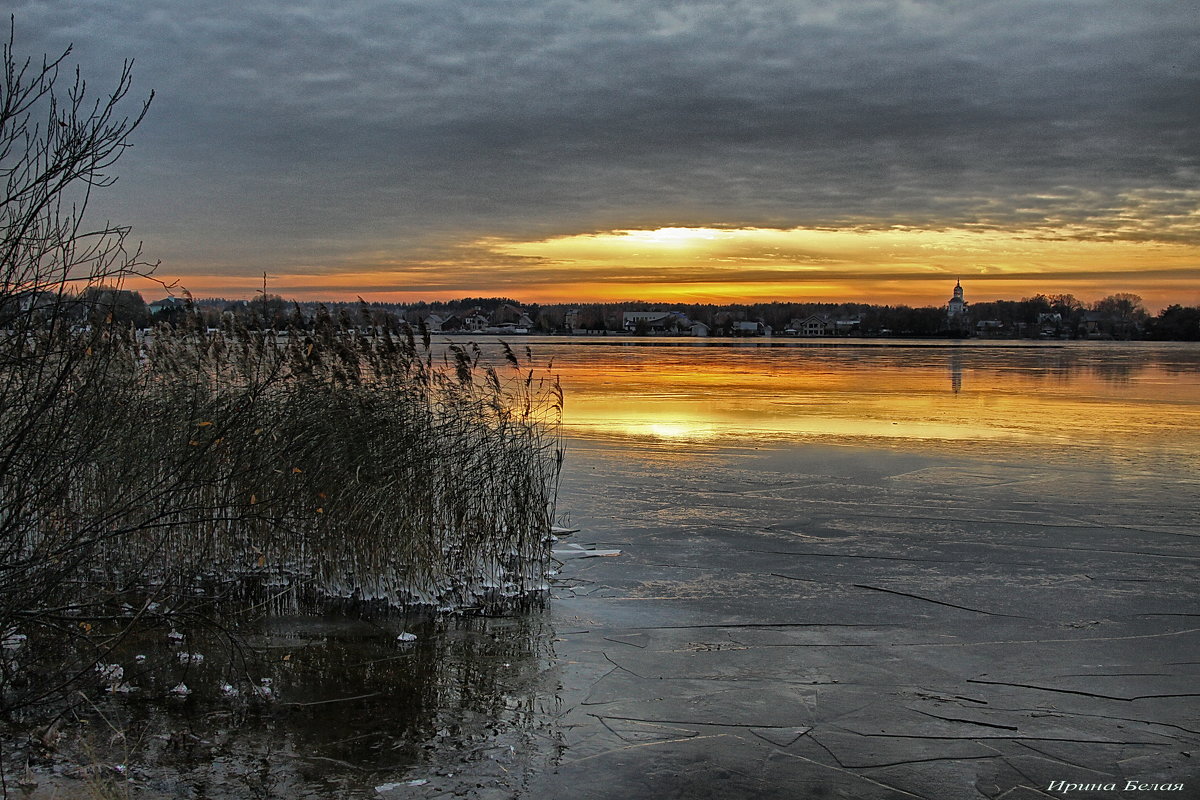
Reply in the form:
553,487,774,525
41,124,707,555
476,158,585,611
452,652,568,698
519,337,1200,473
532,337,1200,799
19,338,1198,799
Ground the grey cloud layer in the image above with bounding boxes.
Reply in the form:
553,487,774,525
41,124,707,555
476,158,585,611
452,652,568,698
13,0,1200,275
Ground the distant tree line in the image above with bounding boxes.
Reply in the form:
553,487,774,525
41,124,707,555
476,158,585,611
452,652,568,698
1146,305,1200,340
30,291,1193,340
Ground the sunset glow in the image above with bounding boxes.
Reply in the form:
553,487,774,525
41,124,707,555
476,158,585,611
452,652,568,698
146,224,1200,311
524,339,1200,455
487,225,1200,308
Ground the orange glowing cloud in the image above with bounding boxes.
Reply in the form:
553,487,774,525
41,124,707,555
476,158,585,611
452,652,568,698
143,225,1200,311
477,226,1200,308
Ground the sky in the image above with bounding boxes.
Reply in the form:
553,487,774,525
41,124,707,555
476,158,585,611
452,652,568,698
13,1,1200,309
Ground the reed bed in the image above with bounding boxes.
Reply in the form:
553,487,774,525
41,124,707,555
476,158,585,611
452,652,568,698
0,314,562,714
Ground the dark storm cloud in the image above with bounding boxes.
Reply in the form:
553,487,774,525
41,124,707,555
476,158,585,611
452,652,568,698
11,0,1200,277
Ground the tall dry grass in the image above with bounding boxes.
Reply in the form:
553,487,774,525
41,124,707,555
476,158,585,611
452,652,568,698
0,312,562,715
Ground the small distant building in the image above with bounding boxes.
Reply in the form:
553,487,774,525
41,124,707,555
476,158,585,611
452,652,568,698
1080,311,1110,338
689,321,710,337
149,297,188,316
462,311,489,332
0,289,59,324
732,320,769,336
622,311,673,332
784,315,858,336
792,315,832,337
1037,312,1063,337
947,280,967,320
12,289,57,314
622,310,698,333
487,322,530,335
834,317,861,334
488,303,528,327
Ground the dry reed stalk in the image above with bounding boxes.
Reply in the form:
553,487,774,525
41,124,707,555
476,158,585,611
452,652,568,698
0,316,562,716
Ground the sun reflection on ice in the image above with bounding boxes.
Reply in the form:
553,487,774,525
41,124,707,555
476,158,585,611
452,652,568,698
640,421,717,439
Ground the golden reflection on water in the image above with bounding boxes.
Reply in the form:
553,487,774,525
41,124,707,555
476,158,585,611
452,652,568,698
486,338,1200,469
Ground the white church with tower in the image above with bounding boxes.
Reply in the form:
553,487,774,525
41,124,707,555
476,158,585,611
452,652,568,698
947,279,967,321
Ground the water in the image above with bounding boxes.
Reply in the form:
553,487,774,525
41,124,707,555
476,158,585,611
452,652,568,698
13,337,1199,798
10,614,562,799
515,337,1200,475
533,337,1200,798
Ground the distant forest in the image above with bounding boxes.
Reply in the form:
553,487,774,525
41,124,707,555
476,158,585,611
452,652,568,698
6,289,1199,340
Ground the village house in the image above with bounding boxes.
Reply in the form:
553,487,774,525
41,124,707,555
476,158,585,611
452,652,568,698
146,297,198,328
7,289,58,314
786,315,832,337
622,310,695,333
834,317,861,334
461,309,489,332
485,312,533,334
975,319,1005,336
732,320,770,336
1037,312,1063,336
1077,310,1140,340
622,311,673,332
780,315,859,336
149,297,189,316
1079,311,1107,338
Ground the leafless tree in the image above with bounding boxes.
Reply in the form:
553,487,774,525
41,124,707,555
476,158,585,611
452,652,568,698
1,20,158,717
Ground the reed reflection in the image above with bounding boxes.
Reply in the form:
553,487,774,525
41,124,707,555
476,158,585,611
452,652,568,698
71,613,559,798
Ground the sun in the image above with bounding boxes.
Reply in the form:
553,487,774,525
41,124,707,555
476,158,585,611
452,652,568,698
618,227,728,246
